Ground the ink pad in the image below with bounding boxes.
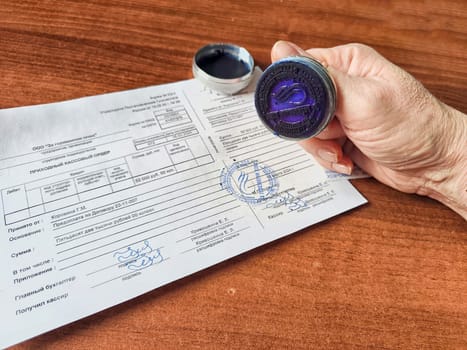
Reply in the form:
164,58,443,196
193,43,254,94
254,56,336,139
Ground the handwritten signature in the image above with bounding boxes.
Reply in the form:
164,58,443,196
113,240,164,271
265,191,308,212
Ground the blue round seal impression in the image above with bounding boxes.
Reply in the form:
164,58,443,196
220,160,278,204
254,56,336,139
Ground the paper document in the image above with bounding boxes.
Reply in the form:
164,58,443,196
0,69,366,347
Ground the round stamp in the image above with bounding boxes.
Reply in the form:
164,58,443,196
254,56,336,140
220,160,278,204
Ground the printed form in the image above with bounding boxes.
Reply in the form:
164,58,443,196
0,69,366,347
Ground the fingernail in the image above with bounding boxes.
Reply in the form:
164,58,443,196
318,149,338,162
272,40,300,58
287,42,309,55
272,40,288,50
332,162,352,175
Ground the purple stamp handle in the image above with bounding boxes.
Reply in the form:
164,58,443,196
255,56,336,140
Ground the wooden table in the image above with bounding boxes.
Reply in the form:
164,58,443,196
2,1,466,349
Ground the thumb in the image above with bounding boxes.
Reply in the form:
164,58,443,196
270,41,369,122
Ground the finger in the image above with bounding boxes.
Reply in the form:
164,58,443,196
273,41,381,73
299,138,342,162
272,40,324,63
332,154,354,175
315,118,346,140
271,40,302,62
306,44,390,77
298,138,353,175
348,146,374,175
342,138,355,155
312,152,354,175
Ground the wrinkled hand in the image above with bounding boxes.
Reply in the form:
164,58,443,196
271,41,466,217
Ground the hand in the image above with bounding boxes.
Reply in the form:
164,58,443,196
271,41,466,218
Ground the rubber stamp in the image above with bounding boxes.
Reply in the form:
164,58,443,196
254,56,336,139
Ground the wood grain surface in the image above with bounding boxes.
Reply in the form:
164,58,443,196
1,1,466,349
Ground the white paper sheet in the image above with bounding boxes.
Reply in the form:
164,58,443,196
0,69,366,347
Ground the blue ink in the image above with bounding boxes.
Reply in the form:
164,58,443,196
238,171,249,195
113,240,153,263
126,249,163,271
253,160,265,195
265,191,308,212
113,240,164,271
220,160,278,204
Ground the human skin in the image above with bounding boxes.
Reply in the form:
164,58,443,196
271,41,466,219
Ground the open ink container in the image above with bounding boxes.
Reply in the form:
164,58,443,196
192,43,255,95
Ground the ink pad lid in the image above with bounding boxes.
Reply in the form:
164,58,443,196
192,43,254,94
254,56,336,140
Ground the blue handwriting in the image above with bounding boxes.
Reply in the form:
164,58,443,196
113,240,164,271
265,191,308,212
